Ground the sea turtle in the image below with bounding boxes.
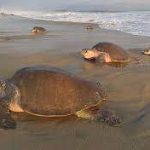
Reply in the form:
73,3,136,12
31,26,47,34
81,42,130,63
0,66,120,129
143,48,150,55
85,24,94,30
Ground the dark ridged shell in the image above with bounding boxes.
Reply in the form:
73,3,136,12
93,42,129,61
11,66,103,116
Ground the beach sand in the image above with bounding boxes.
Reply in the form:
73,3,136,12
0,15,150,150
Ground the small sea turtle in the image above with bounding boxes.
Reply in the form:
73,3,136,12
143,48,150,55
81,42,130,63
85,24,94,30
31,26,47,34
0,66,120,129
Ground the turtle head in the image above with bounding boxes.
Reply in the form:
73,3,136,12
0,78,14,99
81,48,99,60
31,27,39,34
0,100,16,129
0,78,8,98
0,78,16,129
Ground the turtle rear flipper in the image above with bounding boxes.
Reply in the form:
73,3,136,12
0,101,16,129
76,108,121,126
96,110,121,126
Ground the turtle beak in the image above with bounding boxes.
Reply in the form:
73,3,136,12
84,57,96,61
31,29,37,35
31,29,36,33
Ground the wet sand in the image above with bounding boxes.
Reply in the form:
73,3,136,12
0,15,150,150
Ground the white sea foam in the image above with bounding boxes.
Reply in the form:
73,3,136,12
0,9,150,37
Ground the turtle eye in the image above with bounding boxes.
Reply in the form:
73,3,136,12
82,49,88,53
84,49,89,53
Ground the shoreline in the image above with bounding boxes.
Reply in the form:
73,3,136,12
1,13,150,38
0,15,150,77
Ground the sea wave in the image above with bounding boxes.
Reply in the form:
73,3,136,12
0,9,150,37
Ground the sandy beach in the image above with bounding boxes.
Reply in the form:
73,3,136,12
0,14,150,150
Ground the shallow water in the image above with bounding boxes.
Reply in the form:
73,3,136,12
0,16,150,150
1,10,150,36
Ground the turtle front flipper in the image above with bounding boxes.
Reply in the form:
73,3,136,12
95,110,121,126
76,109,121,126
0,101,16,129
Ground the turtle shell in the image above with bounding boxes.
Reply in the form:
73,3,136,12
11,66,104,116
93,42,129,62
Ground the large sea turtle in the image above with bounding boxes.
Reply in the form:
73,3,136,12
81,42,130,63
0,66,120,129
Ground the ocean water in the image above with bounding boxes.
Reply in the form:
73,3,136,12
0,9,150,37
